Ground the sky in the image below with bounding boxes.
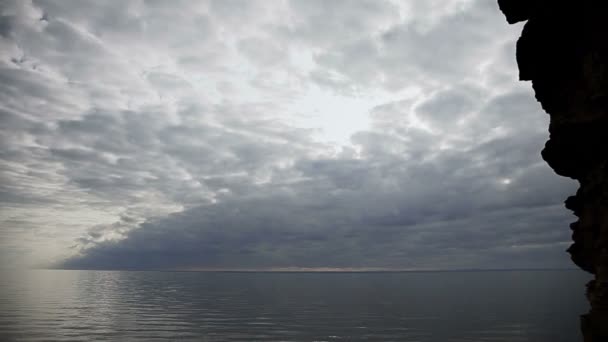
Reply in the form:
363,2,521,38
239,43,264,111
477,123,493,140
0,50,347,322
0,0,577,270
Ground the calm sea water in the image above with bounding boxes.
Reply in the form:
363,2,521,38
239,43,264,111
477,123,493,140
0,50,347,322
0,270,590,341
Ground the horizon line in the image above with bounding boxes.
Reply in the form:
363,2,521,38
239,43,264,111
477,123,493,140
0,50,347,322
37,266,580,273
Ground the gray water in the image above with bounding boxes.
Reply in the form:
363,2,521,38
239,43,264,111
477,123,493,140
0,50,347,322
0,270,590,341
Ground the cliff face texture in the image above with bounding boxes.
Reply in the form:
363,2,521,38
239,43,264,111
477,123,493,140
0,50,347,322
498,1,608,340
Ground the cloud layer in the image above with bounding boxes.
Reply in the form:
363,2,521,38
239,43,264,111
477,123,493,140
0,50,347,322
0,0,576,270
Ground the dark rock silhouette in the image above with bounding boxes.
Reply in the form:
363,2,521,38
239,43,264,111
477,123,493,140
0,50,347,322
498,0,608,340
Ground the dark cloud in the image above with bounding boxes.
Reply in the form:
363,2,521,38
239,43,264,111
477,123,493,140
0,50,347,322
61,94,576,269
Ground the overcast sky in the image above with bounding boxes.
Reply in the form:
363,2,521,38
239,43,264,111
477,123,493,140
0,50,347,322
0,0,577,270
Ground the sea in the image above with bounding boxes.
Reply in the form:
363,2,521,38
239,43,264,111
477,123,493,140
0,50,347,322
0,269,590,341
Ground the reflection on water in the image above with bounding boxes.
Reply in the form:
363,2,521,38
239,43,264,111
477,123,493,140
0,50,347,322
0,270,589,341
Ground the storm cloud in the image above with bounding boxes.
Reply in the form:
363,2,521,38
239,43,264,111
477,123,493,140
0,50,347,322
0,0,576,270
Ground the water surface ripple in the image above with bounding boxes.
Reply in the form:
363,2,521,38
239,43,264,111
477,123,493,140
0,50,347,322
0,270,589,341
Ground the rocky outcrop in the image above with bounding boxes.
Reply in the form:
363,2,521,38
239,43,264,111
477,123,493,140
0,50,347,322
497,0,608,340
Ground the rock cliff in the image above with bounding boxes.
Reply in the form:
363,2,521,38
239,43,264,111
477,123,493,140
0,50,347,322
497,0,608,340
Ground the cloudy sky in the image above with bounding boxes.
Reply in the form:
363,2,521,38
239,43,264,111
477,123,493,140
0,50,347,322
0,0,577,270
